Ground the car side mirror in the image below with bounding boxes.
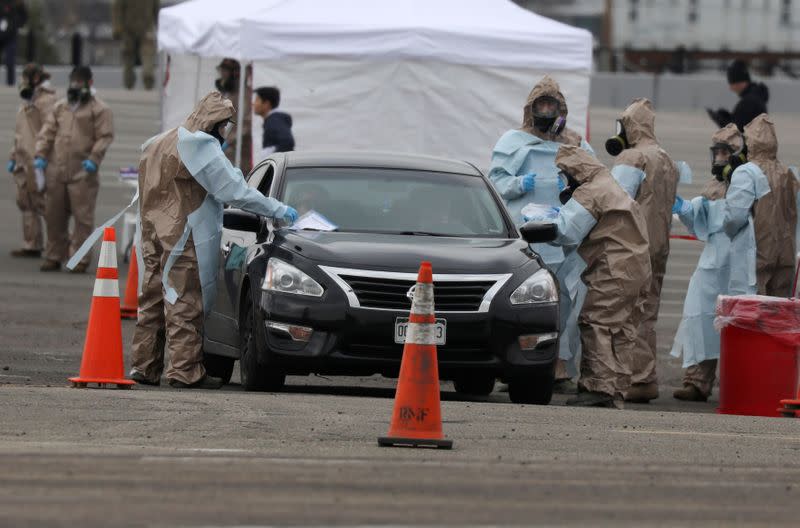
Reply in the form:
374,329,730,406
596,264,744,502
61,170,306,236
223,209,261,233
520,221,558,244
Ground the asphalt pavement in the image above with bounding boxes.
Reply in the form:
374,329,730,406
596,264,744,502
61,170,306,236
1,86,800,526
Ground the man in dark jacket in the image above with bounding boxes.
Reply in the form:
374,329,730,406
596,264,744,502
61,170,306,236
253,86,295,163
707,59,769,131
0,0,27,86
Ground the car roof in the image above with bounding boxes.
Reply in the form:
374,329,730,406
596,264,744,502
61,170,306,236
274,151,483,176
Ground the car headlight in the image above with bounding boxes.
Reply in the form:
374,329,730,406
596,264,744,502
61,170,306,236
510,268,558,305
262,258,324,297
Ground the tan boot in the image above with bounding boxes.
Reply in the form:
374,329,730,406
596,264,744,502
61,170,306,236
40,259,61,272
673,384,708,402
625,382,660,403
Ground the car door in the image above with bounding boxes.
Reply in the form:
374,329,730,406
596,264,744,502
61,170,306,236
203,161,277,350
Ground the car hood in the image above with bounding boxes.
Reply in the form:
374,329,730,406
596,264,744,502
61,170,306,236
274,231,534,273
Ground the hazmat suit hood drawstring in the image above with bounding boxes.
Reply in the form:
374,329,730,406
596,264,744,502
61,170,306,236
555,145,605,185
743,113,777,160
183,91,235,134
619,98,657,147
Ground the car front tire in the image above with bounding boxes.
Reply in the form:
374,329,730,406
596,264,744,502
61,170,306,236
508,365,555,405
239,293,286,392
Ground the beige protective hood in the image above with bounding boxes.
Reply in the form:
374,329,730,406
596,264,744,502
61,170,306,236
555,144,605,185
522,75,568,131
619,98,656,146
712,123,744,152
744,113,777,160
183,91,235,134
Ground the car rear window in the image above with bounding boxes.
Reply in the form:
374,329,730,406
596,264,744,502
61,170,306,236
281,167,511,238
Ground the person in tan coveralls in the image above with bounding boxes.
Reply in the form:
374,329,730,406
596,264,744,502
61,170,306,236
130,92,295,389
112,0,159,90
546,145,651,408
35,66,114,273
8,64,55,258
606,98,680,403
745,114,798,297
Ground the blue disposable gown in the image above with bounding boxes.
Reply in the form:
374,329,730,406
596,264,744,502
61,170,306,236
488,130,594,371
722,162,771,295
670,197,732,367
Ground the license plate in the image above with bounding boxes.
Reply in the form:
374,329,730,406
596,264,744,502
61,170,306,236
394,317,447,345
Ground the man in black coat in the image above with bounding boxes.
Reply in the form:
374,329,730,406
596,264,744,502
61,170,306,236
707,59,769,131
253,86,295,163
0,0,27,86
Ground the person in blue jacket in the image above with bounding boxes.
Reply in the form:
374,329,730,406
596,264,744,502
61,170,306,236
671,124,770,401
488,75,594,393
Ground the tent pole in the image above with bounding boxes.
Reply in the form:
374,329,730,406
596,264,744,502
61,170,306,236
234,61,246,168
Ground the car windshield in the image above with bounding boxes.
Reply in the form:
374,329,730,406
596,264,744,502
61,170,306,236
280,167,511,238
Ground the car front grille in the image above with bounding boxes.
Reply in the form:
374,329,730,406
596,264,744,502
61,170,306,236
338,275,497,312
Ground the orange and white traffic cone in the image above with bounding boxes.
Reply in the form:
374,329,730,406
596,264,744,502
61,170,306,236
378,262,452,449
120,245,138,320
69,227,135,389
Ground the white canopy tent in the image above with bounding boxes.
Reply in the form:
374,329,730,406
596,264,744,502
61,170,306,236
158,0,593,170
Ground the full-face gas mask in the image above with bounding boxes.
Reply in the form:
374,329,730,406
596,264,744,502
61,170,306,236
558,170,581,204
67,81,91,105
530,95,565,136
710,141,747,182
209,119,234,146
605,120,628,157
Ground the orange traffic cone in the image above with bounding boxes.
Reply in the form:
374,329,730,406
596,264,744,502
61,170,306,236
378,262,452,449
69,227,135,389
120,245,138,319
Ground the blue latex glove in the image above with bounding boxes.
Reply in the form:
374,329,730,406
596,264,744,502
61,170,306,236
7,160,15,173
282,206,298,225
82,159,98,173
34,157,47,170
672,196,684,214
221,141,229,151
520,173,536,192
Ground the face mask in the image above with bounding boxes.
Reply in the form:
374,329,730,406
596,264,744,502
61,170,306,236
558,170,580,204
605,120,628,156
67,82,90,104
210,120,233,145
19,84,33,100
710,142,746,182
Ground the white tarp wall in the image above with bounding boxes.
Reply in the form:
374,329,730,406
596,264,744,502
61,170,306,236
159,0,593,171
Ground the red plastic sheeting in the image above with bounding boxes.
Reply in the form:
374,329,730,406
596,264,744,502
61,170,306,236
715,295,800,347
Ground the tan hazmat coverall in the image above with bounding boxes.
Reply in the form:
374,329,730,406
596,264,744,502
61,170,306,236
555,146,652,398
522,75,585,147
682,177,730,396
131,93,235,385
10,84,56,251
35,95,114,266
613,98,680,387
112,0,159,90
745,114,798,297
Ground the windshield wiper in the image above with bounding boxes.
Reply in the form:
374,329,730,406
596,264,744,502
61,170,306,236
398,231,452,237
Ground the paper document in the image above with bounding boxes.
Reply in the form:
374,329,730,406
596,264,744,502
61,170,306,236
289,210,338,232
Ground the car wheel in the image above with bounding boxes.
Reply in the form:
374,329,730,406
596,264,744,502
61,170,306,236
203,354,235,384
508,365,555,405
452,373,496,396
239,294,286,392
